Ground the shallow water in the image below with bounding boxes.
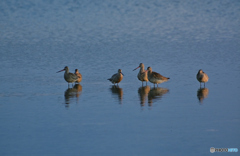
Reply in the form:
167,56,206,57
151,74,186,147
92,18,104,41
0,0,240,155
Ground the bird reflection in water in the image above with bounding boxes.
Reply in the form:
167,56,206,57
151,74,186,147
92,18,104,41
148,87,169,106
197,87,209,104
110,85,123,104
64,84,82,107
138,86,151,107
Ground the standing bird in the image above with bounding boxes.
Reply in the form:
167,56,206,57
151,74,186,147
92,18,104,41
133,63,148,86
146,67,170,87
196,69,209,87
108,69,124,85
74,69,82,83
57,66,79,87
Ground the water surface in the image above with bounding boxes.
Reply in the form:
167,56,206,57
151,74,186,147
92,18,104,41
0,0,240,155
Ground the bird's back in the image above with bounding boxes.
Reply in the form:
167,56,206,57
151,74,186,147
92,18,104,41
64,72,79,83
151,71,169,81
108,73,123,83
201,73,209,82
148,71,169,84
108,73,117,81
197,72,208,83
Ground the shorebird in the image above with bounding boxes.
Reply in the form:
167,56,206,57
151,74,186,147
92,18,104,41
57,66,79,86
108,69,124,85
146,67,170,87
74,69,82,83
133,63,148,86
196,69,209,87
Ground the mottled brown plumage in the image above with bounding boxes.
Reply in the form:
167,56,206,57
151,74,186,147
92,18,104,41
196,69,209,87
146,67,170,87
133,63,148,86
74,69,82,83
57,66,79,86
108,69,124,85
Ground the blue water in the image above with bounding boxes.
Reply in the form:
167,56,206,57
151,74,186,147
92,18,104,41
0,0,240,155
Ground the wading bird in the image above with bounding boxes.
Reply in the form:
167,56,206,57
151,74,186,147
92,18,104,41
133,63,148,86
74,69,82,83
146,67,170,87
57,66,79,87
108,69,124,86
196,69,209,87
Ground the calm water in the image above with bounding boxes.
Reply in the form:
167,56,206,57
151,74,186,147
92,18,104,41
0,0,240,155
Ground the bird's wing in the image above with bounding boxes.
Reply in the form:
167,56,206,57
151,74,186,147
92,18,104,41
111,73,118,80
69,73,79,80
152,72,168,80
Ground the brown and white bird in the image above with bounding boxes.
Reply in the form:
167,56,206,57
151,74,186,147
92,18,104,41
196,69,209,87
108,69,124,85
133,63,148,86
57,66,79,86
146,67,170,87
74,69,82,83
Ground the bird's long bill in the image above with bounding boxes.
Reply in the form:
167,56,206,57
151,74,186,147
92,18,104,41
144,70,148,73
133,66,139,71
121,72,124,76
56,69,64,73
